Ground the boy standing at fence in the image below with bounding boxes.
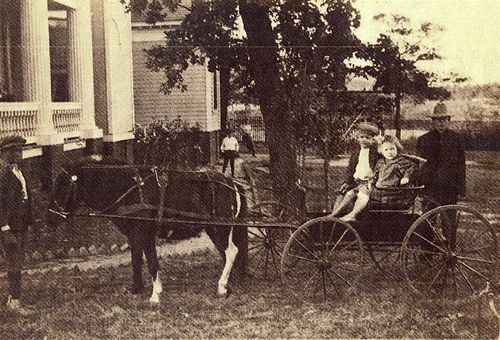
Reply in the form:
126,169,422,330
220,130,239,177
241,124,256,157
329,122,380,218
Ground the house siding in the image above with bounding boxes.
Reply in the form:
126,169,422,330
132,40,208,129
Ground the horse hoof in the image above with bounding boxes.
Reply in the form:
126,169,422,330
217,287,231,298
149,295,160,304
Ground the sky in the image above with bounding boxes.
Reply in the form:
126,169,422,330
354,0,500,84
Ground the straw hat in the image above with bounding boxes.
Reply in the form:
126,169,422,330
356,122,379,135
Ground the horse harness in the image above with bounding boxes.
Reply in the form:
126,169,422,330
57,164,240,224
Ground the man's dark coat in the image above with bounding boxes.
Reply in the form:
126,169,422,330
416,129,466,203
344,144,380,186
0,165,33,233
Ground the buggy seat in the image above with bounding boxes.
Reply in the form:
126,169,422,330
369,185,424,212
368,153,426,212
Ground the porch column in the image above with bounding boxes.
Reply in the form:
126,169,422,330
20,0,61,144
67,0,102,139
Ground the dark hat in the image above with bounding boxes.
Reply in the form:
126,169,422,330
429,102,451,119
0,135,26,151
356,122,379,135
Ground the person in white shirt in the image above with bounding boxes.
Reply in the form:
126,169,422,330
0,135,34,316
220,130,239,177
328,122,380,219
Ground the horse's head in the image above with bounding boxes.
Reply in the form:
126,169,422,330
47,167,79,228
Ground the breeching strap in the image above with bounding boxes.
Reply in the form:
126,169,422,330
153,167,168,227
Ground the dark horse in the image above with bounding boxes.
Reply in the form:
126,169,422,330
47,157,247,303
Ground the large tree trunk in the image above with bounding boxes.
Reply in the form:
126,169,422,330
238,2,300,213
394,92,402,139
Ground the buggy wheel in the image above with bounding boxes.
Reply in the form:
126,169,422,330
401,205,499,300
281,217,366,302
247,201,294,280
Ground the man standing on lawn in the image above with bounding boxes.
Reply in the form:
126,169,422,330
0,135,34,316
417,102,466,245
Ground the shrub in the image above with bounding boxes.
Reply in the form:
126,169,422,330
134,117,203,169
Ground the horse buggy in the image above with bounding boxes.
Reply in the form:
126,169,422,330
47,157,499,305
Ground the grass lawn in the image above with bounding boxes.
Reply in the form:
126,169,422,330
1,251,497,339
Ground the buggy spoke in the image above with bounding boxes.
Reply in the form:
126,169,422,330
321,271,327,299
248,230,264,238
439,264,450,296
457,260,490,280
456,255,495,264
318,222,325,257
327,229,349,257
301,228,319,253
269,246,280,277
411,261,442,283
326,222,337,249
287,253,321,264
456,265,476,294
329,268,352,286
264,250,270,276
303,268,320,292
325,270,340,296
425,262,447,292
425,217,448,248
294,237,321,261
248,242,265,252
331,264,357,272
248,246,267,263
412,231,447,253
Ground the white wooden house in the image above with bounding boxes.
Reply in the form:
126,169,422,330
0,0,134,188
131,4,221,163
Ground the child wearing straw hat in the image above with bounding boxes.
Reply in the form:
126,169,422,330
329,121,380,218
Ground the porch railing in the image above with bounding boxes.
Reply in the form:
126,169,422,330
0,102,39,143
52,102,82,138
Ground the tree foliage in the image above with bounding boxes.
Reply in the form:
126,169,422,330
125,0,364,210
356,14,450,138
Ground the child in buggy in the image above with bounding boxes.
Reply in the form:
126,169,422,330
334,135,419,221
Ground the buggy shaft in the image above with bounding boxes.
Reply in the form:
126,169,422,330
55,210,297,230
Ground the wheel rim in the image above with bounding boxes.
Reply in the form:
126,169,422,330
247,202,293,279
281,217,365,302
401,205,498,300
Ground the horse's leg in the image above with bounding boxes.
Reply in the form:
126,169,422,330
127,229,145,294
217,227,238,296
143,225,162,304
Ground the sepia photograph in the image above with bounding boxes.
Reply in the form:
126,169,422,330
0,0,499,338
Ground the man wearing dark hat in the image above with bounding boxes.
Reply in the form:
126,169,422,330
417,102,466,205
417,103,465,245
0,135,34,316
